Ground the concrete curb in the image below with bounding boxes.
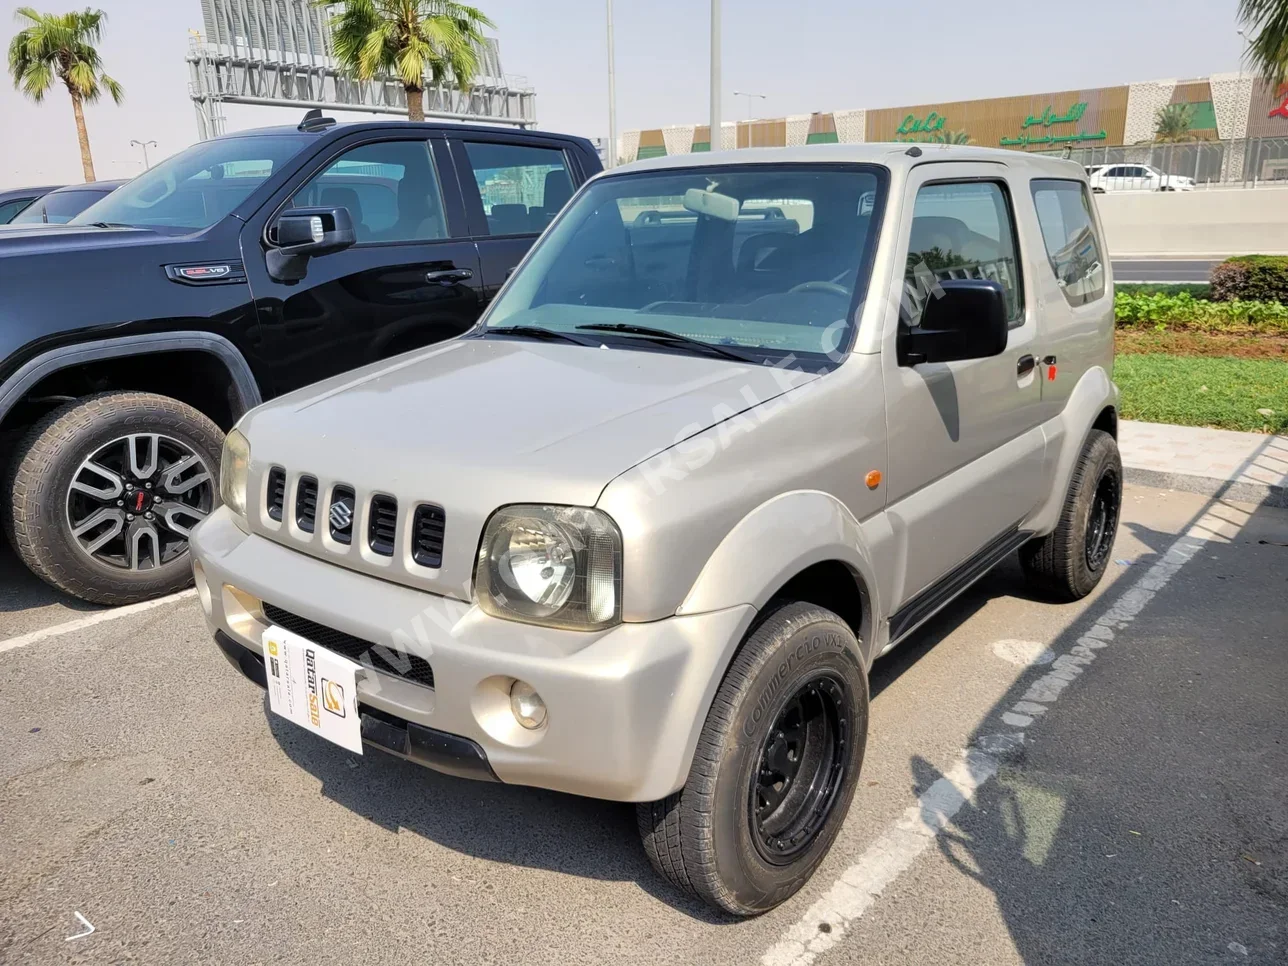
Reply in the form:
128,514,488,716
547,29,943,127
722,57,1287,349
1124,465,1288,509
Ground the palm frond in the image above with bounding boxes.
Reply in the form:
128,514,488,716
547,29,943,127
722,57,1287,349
1238,0,1288,83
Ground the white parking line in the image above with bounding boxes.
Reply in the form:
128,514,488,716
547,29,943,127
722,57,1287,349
0,590,197,656
760,503,1246,966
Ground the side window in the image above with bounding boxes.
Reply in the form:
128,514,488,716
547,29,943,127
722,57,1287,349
461,141,572,236
903,180,1024,328
0,198,33,222
1031,179,1106,306
292,140,447,244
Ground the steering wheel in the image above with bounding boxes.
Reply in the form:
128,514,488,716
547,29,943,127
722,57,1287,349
787,280,851,298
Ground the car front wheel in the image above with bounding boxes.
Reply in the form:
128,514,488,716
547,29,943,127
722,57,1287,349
638,601,869,915
4,391,223,605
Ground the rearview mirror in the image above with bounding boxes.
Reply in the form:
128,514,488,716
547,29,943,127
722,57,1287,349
266,206,356,282
682,188,740,222
897,279,1009,366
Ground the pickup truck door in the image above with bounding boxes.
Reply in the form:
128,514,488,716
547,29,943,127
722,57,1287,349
880,162,1046,611
241,132,484,395
447,134,588,304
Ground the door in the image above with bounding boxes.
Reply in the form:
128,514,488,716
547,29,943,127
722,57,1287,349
242,135,485,395
881,164,1046,608
449,136,579,303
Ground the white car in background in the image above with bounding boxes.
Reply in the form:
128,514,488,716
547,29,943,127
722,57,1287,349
1086,164,1196,193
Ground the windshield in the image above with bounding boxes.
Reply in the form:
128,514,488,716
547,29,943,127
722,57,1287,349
10,188,109,225
484,164,886,362
69,135,307,232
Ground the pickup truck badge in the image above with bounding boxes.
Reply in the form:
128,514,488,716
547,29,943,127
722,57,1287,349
177,264,231,280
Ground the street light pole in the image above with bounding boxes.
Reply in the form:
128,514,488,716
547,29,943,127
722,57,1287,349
130,139,157,169
710,0,721,152
606,0,617,169
733,90,767,120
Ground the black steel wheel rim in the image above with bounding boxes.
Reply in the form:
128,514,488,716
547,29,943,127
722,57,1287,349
64,433,214,571
748,673,851,866
1085,467,1120,571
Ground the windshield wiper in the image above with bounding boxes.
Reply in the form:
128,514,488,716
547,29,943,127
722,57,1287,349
486,325,599,346
575,323,758,363
84,221,135,229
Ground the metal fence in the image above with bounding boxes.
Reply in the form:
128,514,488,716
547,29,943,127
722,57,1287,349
1034,137,1288,188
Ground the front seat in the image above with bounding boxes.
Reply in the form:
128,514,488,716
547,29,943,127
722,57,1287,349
388,172,446,241
530,168,574,229
320,186,366,239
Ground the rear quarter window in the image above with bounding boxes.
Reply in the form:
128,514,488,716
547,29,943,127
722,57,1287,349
1030,179,1107,306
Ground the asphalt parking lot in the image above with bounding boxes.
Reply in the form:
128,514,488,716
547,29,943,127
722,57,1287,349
2,483,1285,965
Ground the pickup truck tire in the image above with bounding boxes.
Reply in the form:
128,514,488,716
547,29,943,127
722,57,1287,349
637,602,868,916
4,392,223,605
1020,428,1122,602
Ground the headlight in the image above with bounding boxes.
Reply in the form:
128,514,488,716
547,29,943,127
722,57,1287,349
219,428,250,519
476,505,622,630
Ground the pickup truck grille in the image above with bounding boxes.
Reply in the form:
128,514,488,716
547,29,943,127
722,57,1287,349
262,603,435,689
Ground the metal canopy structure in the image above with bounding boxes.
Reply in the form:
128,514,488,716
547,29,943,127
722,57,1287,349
188,0,536,140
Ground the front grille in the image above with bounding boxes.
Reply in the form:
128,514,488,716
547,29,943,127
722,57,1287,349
263,603,435,689
266,468,286,522
368,495,397,556
330,485,355,544
412,504,446,568
295,476,318,532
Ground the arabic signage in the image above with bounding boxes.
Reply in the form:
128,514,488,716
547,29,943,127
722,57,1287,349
866,86,1128,151
1271,92,1288,120
1245,80,1288,137
999,101,1109,148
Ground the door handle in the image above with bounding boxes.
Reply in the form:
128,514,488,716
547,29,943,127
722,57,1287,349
425,268,474,284
1017,354,1036,377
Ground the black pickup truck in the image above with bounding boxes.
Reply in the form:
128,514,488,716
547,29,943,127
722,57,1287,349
0,112,601,604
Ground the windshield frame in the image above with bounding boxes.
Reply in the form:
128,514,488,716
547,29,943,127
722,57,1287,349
67,132,314,235
472,160,891,370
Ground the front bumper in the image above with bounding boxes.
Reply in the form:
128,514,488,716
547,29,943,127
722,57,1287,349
191,507,754,802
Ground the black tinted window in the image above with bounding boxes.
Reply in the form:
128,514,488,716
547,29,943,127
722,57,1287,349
1031,179,1106,306
12,189,107,225
0,198,35,223
462,142,572,235
292,140,447,243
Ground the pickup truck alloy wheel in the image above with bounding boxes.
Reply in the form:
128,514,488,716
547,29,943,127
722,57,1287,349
5,392,224,605
65,433,214,571
638,601,868,916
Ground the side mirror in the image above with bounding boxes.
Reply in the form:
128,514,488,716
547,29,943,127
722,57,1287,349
897,278,1010,366
266,206,356,282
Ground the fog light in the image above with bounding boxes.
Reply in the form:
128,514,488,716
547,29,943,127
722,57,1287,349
509,680,547,730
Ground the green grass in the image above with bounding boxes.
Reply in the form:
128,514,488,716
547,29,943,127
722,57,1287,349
1115,354,1288,433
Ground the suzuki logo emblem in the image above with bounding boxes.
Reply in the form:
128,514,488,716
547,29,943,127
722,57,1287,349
329,500,354,531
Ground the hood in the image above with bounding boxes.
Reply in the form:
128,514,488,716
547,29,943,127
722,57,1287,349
0,223,158,254
240,337,818,598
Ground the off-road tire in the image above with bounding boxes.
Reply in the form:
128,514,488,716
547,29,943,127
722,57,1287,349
1020,428,1122,602
4,392,224,605
637,602,868,916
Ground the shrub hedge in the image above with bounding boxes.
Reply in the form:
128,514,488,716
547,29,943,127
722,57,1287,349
1209,255,1288,303
1115,282,1211,299
1114,291,1288,332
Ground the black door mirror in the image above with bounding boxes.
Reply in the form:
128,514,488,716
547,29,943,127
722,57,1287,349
897,279,1010,366
266,206,357,282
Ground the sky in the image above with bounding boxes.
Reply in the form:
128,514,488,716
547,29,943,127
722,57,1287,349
0,0,1256,188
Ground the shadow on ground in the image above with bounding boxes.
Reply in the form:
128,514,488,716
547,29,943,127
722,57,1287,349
0,541,101,616
915,491,1288,964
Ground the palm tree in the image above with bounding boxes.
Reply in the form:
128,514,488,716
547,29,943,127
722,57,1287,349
319,0,494,122
1238,0,1288,83
1154,103,1196,143
7,7,123,182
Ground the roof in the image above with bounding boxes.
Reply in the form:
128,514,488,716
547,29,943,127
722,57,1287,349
47,180,127,192
615,142,1089,177
218,120,588,142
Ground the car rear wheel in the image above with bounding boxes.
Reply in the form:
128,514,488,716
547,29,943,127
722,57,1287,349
4,392,223,605
637,601,868,916
1020,428,1122,602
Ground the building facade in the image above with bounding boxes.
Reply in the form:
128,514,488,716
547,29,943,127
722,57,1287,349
621,73,1288,183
